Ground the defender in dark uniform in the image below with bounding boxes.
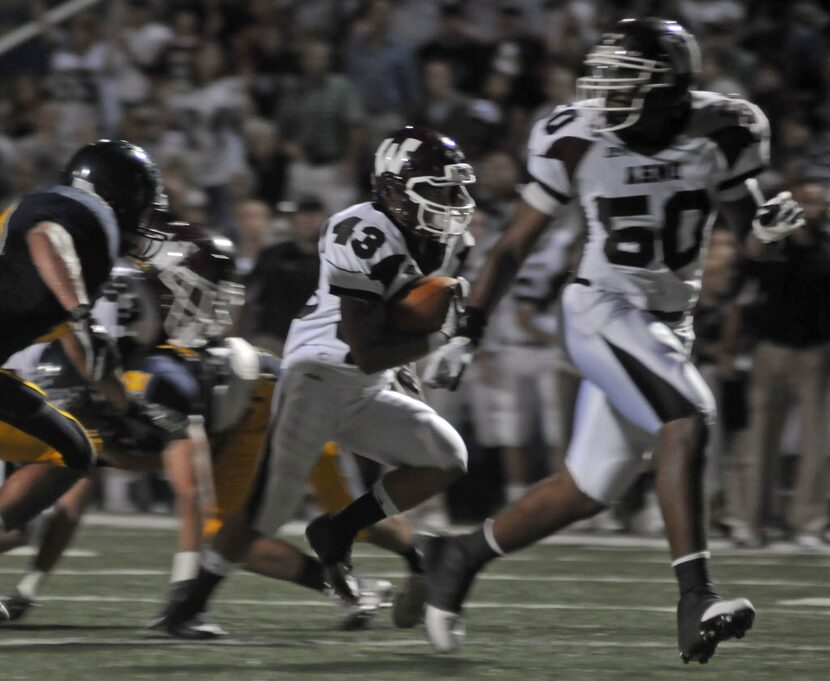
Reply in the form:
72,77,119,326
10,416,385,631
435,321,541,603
0,139,170,555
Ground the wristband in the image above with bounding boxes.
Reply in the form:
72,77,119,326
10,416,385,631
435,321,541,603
69,303,92,323
458,306,487,346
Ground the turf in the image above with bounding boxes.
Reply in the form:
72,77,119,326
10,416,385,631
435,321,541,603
1,521,828,681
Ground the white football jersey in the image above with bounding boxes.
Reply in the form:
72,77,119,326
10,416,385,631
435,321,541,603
283,202,471,375
524,91,769,313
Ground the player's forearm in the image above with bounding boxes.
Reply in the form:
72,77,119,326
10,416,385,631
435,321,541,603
468,200,551,315
348,331,431,374
26,223,89,313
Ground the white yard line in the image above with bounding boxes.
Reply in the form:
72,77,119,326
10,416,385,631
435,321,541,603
1,634,830,654
0,567,825,588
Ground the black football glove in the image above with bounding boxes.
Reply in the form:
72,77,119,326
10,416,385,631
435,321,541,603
100,399,189,454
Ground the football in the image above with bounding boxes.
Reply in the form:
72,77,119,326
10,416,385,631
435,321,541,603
387,276,459,334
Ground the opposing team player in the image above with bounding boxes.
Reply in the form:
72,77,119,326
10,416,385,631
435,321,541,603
158,126,475,634
0,140,173,557
421,18,805,663
0,227,412,633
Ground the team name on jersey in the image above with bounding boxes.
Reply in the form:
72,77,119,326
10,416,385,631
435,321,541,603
625,161,682,185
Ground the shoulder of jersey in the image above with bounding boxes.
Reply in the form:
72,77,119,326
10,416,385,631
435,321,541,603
530,100,599,146
327,201,406,246
685,90,769,141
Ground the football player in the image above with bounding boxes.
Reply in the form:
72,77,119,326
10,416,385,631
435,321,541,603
0,139,173,555
421,18,804,663
0,227,413,633
158,126,476,634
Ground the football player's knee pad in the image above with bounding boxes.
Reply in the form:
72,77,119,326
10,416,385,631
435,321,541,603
417,413,468,473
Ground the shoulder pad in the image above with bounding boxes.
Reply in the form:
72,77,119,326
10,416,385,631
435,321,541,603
687,92,768,139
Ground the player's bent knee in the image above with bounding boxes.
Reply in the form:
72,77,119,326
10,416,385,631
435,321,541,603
422,414,468,473
662,412,709,454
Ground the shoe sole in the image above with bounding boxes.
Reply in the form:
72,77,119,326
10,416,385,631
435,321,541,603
681,606,755,664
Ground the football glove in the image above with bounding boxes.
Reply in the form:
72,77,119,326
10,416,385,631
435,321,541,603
427,277,471,352
752,191,805,244
69,304,121,381
423,305,487,391
99,399,190,455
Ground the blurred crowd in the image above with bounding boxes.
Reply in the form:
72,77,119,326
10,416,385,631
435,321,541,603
1,0,830,548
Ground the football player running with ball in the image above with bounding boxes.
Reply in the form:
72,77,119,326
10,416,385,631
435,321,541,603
421,18,804,664
160,126,475,632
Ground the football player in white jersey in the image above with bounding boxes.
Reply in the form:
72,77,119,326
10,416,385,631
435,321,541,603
421,18,805,664
159,126,475,631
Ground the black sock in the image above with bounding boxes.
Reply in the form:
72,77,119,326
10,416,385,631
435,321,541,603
674,556,713,596
457,527,499,569
172,567,225,620
402,545,424,574
331,492,386,543
296,554,327,592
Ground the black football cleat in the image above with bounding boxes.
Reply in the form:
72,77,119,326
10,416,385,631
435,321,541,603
149,580,226,640
421,534,480,652
392,572,427,628
306,514,360,608
0,591,35,623
677,587,755,664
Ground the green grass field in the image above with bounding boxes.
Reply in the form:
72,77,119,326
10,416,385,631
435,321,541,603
1,518,828,681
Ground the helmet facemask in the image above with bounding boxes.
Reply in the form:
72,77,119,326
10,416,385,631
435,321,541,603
156,265,244,348
577,45,676,132
403,163,476,242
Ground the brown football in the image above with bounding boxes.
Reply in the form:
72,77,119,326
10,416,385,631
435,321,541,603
387,276,459,334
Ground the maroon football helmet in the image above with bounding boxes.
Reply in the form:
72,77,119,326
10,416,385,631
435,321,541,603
372,126,476,241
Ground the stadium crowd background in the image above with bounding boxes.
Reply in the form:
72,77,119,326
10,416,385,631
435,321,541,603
0,0,829,549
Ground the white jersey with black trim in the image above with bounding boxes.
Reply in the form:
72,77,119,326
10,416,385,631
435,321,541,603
524,91,769,313
282,201,470,377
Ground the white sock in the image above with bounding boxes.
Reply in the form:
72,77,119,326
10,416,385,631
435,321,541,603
17,571,47,601
170,551,201,583
483,518,505,556
671,550,711,568
202,549,236,577
371,480,399,516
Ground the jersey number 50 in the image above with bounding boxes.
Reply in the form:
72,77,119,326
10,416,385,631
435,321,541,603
597,189,711,271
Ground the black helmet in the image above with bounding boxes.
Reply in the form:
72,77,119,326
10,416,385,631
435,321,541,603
577,18,700,133
61,139,168,259
372,126,476,242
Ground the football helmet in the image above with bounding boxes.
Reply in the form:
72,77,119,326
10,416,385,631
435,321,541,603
61,139,168,260
143,222,244,348
576,18,700,133
373,126,476,242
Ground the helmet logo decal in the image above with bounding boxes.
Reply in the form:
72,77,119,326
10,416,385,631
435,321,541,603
375,137,423,175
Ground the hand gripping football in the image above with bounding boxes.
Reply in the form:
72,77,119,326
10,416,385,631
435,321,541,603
387,276,460,334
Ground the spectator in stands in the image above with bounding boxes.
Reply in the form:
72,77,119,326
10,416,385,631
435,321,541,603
240,197,326,355
157,3,204,94
165,41,249,234
234,198,277,276
278,35,365,215
741,180,830,548
41,10,121,137
0,76,44,139
418,1,489,96
487,2,545,112
116,0,173,105
345,0,419,145
531,63,576,124
14,101,74,186
411,58,470,145
243,117,288,209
